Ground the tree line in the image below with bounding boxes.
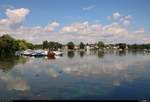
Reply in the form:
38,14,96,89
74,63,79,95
1,34,150,57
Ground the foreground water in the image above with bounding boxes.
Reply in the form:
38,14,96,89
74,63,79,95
0,50,150,100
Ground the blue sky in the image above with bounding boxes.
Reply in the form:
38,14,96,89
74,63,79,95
0,0,150,44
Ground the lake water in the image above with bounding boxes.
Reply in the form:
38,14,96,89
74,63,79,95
0,50,150,100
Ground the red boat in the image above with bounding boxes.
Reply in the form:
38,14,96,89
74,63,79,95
47,50,55,59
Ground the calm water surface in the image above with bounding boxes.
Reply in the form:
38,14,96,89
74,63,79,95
0,50,150,100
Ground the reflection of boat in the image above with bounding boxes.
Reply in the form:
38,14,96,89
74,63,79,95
144,49,150,52
55,56,61,59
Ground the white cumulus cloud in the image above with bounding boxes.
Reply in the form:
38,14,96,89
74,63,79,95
6,8,30,24
0,8,149,44
45,21,60,32
112,12,121,20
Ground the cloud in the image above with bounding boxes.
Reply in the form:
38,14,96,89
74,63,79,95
134,28,145,34
82,5,96,11
6,8,30,25
7,77,30,91
108,12,132,26
61,21,128,38
61,21,102,34
50,51,146,79
0,8,30,30
60,20,150,44
0,72,30,91
0,8,149,44
0,8,60,43
112,12,121,20
45,21,60,32
122,20,131,26
9,22,60,44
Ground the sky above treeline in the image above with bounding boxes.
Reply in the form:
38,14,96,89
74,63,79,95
0,0,150,44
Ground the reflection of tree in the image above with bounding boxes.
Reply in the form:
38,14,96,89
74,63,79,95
67,51,75,59
79,51,84,58
117,51,126,56
0,56,28,72
97,51,104,58
130,49,138,56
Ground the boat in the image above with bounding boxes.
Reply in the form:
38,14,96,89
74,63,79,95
22,49,33,56
22,49,63,58
15,51,22,56
53,51,63,56
144,49,150,53
47,51,55,59
33,52,46,57
41,50,48,56
31,50,48,57
22,49,48,57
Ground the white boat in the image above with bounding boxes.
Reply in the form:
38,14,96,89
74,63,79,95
22,49,63,57
23,49,33,56
15,51,22,56
32,50,48,56
53,51,63,56
41,50,48,56
144,49,150,52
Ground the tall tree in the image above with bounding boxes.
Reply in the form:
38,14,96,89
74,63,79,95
67,42,75,50
0,34,19,56
43,40,49,49
97,41,105,49
79,42,85,49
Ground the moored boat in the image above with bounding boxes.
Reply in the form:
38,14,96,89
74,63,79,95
22,49,33,56
53,51,63,56
47,50,55,59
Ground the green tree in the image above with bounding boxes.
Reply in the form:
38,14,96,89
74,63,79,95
43,40,49,49
117,43,127,50
0,34,19,56
17,40,28,50
97,41,105,49
67,42,75,50
0,34,34,56
26,42,34,49
79,42,85,49
47,41,62,50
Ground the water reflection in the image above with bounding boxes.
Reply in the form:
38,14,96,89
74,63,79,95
97,51,104,58
47,68,59,78
0,50,150,99
0,70,30,91
67,51,75,59
51,51,147,82
116,50,126,56
7,77,30,91
79,51,85,58
48,56,56,60
0,56,28,72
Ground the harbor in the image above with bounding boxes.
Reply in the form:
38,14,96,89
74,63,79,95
15,49,63,58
